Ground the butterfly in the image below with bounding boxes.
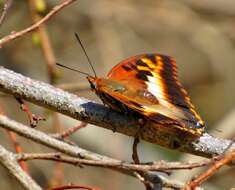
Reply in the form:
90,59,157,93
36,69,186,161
86,53,205,136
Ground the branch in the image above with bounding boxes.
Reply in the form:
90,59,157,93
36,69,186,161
0,114,184,188
0,114,109,161
0,66,235,158
52,123,87,139
0,0,12,27
28,0,57,84
0,144,42,190
183,149,235,189
7,131,29,172
47,184,99,190
0,0,77,47
16,152,210,172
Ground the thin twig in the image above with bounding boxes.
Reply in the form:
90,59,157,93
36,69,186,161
7,132,29,173
28,0,57,84
0,144,42,190
17,152,210,173
0,0,77,47
50,114,64,185
182,149,235,190
15,97,45,127
47,183,100,190
0,0,12,27
53,122,87,139
0,105,29,173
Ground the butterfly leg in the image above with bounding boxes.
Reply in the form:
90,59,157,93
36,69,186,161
132,119,156,189
132,137,140,164
132,118,145,164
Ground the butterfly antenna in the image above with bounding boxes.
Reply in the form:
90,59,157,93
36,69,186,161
56,63,90,77
74,32,97,78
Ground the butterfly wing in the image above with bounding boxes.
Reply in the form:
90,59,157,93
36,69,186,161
98,83,188,125
105,54,204,132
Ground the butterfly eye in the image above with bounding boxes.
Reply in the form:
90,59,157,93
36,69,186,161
86,76,97,90
89,80,96,90
195,121,204,128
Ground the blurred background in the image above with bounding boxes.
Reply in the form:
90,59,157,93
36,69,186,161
0,0,235,189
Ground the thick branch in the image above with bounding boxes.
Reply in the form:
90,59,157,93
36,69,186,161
0,66,234,157
0,144,42,190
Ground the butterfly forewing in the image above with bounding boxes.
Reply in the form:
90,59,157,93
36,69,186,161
92,53,204,135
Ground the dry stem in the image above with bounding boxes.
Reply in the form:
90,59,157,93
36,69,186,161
0,144,42,190
0,0,77,47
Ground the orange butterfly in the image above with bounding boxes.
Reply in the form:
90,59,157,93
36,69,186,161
87,54,205,136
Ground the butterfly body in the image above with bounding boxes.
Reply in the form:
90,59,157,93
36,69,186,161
87,54,205,136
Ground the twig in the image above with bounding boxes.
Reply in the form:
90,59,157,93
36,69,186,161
15,97,45,127
133,172,153,190
7,131,29,173
0,67,234,158
47,183,100,190
0,0,12,27
28,0,57,84
52,135,77,146
0,144,42,190
0,0,77,47
17,152,211,172
53,122,87,139
50,114,64,185
160,175,185,189
0,105,29,173
182,149,235,190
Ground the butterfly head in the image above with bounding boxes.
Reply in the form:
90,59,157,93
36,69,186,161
87,76,98,91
